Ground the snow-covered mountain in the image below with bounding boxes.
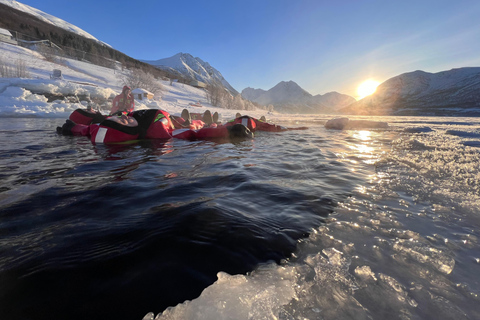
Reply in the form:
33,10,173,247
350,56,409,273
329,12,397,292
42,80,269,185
2,1,238,95
0,0,108,46
342,67,480,116
143,53,238,95
242,81,355,114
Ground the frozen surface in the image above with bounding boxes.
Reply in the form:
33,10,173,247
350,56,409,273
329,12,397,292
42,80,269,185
145,116,480,320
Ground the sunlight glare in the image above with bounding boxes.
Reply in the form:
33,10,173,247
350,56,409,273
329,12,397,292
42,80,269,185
357,80,380,99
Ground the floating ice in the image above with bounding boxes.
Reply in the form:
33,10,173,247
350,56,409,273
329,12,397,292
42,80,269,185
325,117,389,130
404,126,433,133
354,265,377,282
152,267,297,320
393,239,455,274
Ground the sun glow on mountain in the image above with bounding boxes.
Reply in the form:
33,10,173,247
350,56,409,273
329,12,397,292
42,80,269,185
357,80,380,99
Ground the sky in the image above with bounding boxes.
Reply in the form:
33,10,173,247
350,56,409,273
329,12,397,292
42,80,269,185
10,0,480,98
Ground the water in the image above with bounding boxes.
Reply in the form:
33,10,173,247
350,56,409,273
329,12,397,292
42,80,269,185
0,116,479,320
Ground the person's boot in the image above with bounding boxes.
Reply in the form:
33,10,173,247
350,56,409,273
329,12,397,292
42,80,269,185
203,110,213,125
57,120,76,135
181,108,191,126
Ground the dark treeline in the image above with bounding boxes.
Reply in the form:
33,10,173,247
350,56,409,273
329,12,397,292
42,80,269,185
0,3,187,83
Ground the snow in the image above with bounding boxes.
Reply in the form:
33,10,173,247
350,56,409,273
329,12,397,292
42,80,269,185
132,88,153,95
0,0,109,46
142,52,238,95
0,28,12,37
0,42,268,120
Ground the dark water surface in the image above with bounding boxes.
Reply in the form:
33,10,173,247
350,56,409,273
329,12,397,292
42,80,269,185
0,118,349,320
2,117,480,320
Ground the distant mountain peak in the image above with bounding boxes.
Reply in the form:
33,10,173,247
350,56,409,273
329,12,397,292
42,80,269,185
142,53,238,95
241,81,355,114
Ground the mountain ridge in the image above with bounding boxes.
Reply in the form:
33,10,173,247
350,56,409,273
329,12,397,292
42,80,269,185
242,81,356,114
142,53,238,95
342,67,480,116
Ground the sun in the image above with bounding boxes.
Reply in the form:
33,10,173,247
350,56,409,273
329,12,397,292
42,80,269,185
357,80,380,100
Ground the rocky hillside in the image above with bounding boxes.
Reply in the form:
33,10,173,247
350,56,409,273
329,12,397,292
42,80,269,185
341,68,480,116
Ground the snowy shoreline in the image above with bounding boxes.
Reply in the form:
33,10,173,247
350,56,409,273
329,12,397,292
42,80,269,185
0,41,275,122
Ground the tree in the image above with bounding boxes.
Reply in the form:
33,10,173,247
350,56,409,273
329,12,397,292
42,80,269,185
234,94,245,110
206,82,226,107
120,68,164,95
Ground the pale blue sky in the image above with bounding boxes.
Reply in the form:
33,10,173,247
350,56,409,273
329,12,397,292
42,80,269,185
16,0,480,97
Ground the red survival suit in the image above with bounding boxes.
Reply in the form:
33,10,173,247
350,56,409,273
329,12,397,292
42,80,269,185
225,116,288,133
58,109,253,144
110,86,135,115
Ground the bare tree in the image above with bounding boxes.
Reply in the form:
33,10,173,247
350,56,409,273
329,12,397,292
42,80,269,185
120,68,164,95
15,59,30,78
0,58,30,78
206,82,226,107
233,94,245,110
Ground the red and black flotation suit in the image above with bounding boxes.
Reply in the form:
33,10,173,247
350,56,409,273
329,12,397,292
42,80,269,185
171,125,229,140
89,119,140,144
225,116,257,132
59,109,254,144
69,108,107,125
131,109,174,139
225,116,287,132
90,109,175,144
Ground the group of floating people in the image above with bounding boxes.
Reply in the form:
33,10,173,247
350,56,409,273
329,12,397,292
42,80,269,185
56,86,301,144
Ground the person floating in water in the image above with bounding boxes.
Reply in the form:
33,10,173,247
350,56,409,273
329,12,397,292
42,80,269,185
57,108,254,144
110,86,135,115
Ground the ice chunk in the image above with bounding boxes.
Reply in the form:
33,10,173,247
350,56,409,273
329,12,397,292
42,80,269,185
154,268,297,320
325,117,350,130
325,117,388,130
142,312,154,320
354,265,377,282
393,239,455,274
404,126,433,133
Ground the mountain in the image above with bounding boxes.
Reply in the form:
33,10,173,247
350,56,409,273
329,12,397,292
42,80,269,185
0,0,107,46
1,1,238,98
0,0,172,79
142,53,238,95
242,81,355,114
341,68,480,116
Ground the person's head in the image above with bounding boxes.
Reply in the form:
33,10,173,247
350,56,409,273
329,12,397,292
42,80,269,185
109,114,138,127
228,123,254,140
122,86,132,95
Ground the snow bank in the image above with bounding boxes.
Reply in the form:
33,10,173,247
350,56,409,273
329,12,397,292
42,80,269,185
0,42,277,122
0,85,78,117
